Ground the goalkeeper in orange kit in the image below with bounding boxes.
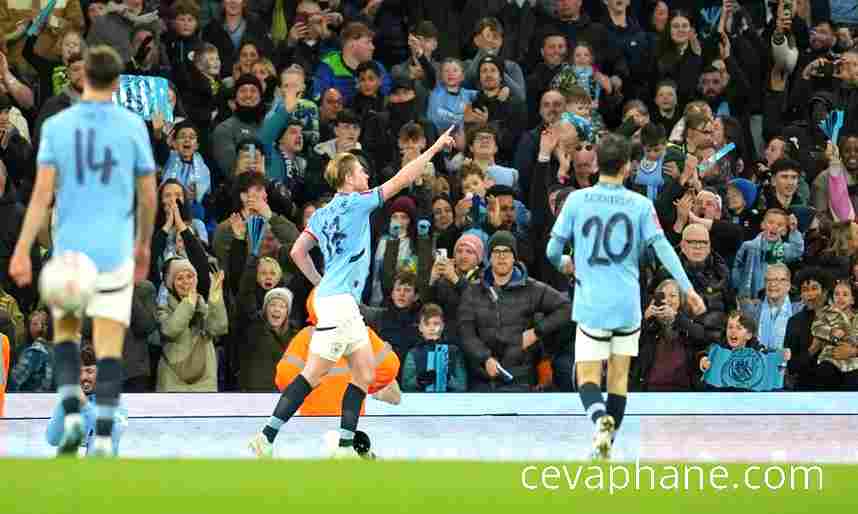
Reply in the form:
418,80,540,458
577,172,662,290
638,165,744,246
274,290,401,457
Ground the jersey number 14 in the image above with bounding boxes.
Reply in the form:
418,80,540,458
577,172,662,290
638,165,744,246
75,128,117,185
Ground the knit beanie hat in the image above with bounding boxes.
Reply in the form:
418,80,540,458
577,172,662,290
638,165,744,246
388,195,417,220
478,55,503,76
164,258,197,290
488,230,517,259
263,287,294,313
728,178,758,208
454,233,485,262
234,74,263,97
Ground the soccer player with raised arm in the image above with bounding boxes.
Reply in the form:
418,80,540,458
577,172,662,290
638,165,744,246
249,125,455,459
546,133,706,460
8,46,158,457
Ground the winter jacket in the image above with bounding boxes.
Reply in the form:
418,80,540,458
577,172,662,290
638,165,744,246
458,262,571,385
9,339,53,392
156,293,228,392
87,10,159,64
732,231,804,299
212,213,299,270
0,189,40,317
651,252,735,344
201,17,273,81
631,314,705,392
529,11,627,79
210,115,262,179
363,303,421,366
463,49,526,103
426,266,482,340
260,99,321,160
123,281,159,383
236,256,294,392
402,339,468,392
311,52,393,105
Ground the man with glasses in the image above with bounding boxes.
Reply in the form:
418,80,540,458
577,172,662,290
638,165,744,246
652,223,734,346
683,111,713,157
467,125,519,192
459,230,571,392
547,133,706,460
742,264,800,351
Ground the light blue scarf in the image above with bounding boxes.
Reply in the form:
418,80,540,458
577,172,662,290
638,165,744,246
758,297,792,350
634,155,665,201
425,344,449,393
162,151,211,203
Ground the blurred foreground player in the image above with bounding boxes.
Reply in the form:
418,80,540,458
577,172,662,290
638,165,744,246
546,133,705,460
249,126,454,459
46,344,128,456
9,46,157,457
276,291,400,428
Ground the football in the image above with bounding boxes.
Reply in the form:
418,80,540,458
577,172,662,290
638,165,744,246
38,251,99,315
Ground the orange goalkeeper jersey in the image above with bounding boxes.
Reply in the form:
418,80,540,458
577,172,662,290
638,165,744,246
274,326,400,416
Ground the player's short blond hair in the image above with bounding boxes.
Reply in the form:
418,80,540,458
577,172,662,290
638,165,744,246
325,153,360,189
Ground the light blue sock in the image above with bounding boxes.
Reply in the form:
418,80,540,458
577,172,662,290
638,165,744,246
267,416,285,431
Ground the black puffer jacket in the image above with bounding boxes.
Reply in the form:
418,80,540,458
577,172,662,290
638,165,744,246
458,262,571,383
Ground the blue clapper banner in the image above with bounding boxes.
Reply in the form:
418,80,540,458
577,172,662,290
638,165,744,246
113,75,174,123
703,346,786,391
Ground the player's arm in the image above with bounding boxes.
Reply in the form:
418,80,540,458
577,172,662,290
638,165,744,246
135,173,158,247
13,165,56,256
650,237,693,293
546,199,574,275
290,231,322,286
643,202,706,315
380,125,454,201
546,236,572,274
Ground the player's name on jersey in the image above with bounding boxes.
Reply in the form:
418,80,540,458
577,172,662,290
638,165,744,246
582,192,633,206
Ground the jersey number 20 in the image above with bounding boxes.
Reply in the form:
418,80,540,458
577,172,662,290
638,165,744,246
582,213,633,265
75,128,117,185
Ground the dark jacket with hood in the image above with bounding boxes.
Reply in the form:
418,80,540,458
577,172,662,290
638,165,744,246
458,262,571,385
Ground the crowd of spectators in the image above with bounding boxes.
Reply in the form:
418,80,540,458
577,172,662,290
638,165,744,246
1,0,858,393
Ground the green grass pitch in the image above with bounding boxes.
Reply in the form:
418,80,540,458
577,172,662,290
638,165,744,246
0,459,852,514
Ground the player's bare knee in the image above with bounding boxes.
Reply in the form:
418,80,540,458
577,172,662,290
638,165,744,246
91,318,127,358
352,367,375,390
576,361,602,385
53,316,81,342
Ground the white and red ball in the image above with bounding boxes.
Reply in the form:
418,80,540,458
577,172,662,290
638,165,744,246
39,251,98,314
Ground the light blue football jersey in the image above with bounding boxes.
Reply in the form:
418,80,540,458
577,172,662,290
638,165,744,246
307,188,384,301
550,183,664,330
37,101,156,272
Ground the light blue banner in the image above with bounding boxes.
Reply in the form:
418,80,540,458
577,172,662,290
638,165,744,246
704,345,786,391
113,75,173,123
